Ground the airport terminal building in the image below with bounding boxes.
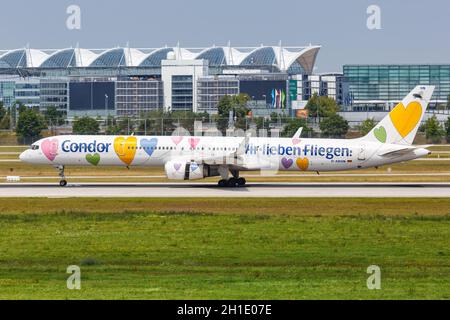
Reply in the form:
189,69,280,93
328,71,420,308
2,45,450,119
343,64,450,110
0,45,323,117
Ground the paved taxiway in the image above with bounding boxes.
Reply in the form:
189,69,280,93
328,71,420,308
1,182,450,198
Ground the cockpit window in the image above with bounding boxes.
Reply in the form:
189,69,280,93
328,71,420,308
31,145,39,150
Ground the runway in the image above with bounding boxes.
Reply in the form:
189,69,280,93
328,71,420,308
1,182,450,198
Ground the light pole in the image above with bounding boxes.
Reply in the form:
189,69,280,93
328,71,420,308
105,94,109,114
104,94,109,129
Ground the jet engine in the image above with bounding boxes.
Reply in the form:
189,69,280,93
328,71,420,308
165,161,210,180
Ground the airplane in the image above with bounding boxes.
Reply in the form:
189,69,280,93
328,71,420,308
20,85,434,187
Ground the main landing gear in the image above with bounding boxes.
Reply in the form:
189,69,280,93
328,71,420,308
56,165,68,187
218,177,246,188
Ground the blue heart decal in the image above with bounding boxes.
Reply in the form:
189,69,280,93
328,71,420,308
190,163,199,172
141,138,158,157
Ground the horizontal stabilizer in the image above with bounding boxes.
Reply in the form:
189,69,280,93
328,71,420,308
378,146,425,157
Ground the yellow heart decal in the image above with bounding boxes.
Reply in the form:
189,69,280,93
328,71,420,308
389,101,422,138
296,158,309,171
114,136,137,166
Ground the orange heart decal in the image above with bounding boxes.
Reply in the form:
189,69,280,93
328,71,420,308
296,158,309,171
114,136,137,166
389,101,422,138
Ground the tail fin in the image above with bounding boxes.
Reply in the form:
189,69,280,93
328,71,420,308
362,85,435,145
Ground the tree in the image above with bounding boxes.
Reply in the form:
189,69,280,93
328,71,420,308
217,94,250,134
0,113,10,129
306,93,340,118
359,118,376,136
281,117,312,138
170,111,210,134
104,116,122,135
138,110,175,135
0,102,6,120
44,106,65,134
0,102,9,129
8,101,27,126
445,116,450,143
447,94,450,110
254,117,265,130
425,115,444,144
72,116,100,135
16,108,47,144
319,114,349,138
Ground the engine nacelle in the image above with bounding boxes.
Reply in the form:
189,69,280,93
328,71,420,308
165,161,206,180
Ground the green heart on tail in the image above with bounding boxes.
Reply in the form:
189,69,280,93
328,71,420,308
86,153,100,166
374,126,387,143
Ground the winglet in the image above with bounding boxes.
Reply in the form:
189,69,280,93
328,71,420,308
235,133,251,156
293,127,303,139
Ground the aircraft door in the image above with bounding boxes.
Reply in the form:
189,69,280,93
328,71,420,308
358,145,366,161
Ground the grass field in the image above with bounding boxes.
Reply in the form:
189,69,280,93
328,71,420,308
0,198,448,299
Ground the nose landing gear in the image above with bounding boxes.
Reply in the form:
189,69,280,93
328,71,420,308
56,165,68,187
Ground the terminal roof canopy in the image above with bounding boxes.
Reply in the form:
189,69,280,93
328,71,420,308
0,45,321,73
140,48,174,67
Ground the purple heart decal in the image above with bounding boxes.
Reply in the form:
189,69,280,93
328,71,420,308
174,163,182,171
281,157,293,169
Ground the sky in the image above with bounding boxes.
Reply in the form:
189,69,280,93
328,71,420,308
0,0,449,72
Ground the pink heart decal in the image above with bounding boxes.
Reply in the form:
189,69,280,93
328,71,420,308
174,163,182,171
188,138,200,149
171,136,183,145
292,138,301,145
41,139,59,161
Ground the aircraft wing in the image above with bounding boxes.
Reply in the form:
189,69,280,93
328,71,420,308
172,135,269,170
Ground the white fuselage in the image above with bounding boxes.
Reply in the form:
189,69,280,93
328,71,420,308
20,135,429,177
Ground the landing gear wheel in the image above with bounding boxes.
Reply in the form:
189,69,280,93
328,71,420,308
56,165,67,187
218,179,227,187
237,177,246,187
227,178,239,188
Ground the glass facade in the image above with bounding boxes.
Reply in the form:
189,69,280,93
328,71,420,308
140,48,174,67
116,80,163,116
171,75,193,111
90,49,125,67
40,79,68,112
69,81,115,112
241,47,277,67
41,49,76,68
197,48,226,67
0,81,15,107
15,80,40,108
0,50,26,68
344,65,450,109
197,77,239,113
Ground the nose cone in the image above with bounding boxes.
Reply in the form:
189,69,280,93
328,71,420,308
19,150,30,163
